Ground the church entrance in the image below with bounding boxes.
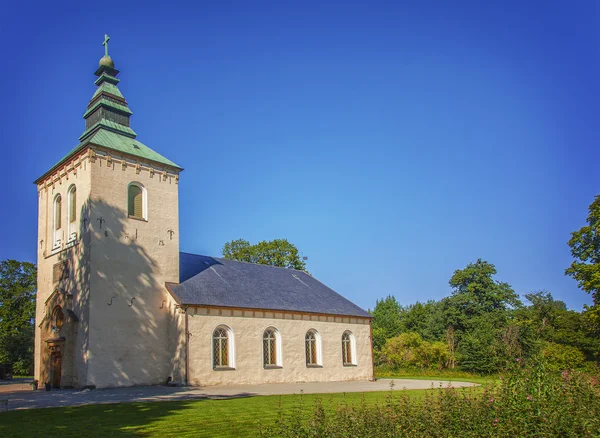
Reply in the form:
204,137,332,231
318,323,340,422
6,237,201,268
50,350,62,388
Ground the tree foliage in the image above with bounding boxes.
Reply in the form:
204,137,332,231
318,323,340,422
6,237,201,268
566,194,600,322
0,260,37,375
371,259,598,374
222,238,306,270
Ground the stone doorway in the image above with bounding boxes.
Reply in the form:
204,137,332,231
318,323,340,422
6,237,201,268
51,351,62,388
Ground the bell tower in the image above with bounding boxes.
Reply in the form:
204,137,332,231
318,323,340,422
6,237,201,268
34,35,183,388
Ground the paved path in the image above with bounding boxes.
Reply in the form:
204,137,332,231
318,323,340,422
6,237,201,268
0,379,477,411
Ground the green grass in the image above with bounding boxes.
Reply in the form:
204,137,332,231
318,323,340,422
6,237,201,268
0,389,435,437
374,366,496,385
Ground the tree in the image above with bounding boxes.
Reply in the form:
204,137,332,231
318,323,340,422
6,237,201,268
370,296,402,350
566,194,600,322
222,238,306,270
0,260,37,375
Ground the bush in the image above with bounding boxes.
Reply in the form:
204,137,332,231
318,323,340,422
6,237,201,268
379,332,450,370
261,359,600,437
542,342,586,371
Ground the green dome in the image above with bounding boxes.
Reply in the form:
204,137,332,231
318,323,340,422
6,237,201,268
99,55,114,69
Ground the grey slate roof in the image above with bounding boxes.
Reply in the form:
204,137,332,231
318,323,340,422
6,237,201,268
170,252,371,318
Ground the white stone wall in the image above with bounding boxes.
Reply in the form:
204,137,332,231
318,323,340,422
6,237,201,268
85,147,181,388
35,150,93,386
187,308,373,386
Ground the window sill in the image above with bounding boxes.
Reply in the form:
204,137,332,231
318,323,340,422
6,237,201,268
213,366,236,371
306,364,323,368
343,363,358,367
45,240,79,259
128,215,148,222
264,365,283,370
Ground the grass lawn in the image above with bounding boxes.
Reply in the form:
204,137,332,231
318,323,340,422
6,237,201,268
0,389,437,437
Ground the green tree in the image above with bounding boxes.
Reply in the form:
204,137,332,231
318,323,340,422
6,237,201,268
445,259,521,372
370,296,402,350
566,194,600,323
0,260,37,375
222,238,306,270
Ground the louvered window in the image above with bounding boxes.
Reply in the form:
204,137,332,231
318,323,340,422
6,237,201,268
213,327,229,368
128,184,144,219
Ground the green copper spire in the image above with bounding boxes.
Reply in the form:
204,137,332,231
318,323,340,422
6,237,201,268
80,35,135,141
33,35,181,184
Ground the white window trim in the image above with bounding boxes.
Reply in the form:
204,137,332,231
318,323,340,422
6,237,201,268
212,324,235,370
342,331,358,366
263,327,283,368
306,329,323,367
127,182,148,220
52,194,62,250
67,185,77,242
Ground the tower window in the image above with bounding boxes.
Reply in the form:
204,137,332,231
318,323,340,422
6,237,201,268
127,182,147,220
53,195,62,248
67,185,77,241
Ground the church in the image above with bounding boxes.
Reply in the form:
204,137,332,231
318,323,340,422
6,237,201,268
33,36,374,389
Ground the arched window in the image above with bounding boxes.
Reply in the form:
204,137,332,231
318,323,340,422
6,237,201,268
53,195,62,248
342,331,357,366
305,330,322,366
67,185,77,241
213,326,234,369
263,328,282,368
127,182,147,220
52,306,64,331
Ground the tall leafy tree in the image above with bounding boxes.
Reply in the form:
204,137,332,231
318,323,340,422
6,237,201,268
370,296,402,350
0,260,37,375
222,238,306,270
446,259,521,372
566,194,600,323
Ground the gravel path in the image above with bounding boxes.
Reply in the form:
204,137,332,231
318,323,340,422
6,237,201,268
0,378,477,411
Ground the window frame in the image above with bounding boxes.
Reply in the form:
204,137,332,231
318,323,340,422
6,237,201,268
52,305,64,331
127,182,148,221
342,331,357,366
305,329,323,367
52,194,62,249
212,325,235,370
67,185,77,242
263,327,282,369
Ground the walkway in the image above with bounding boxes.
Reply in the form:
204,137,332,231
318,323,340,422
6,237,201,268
0,378,477,411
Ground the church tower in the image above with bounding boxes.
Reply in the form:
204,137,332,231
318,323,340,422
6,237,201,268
34,36,183,388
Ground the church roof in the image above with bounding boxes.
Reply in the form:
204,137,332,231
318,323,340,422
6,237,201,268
169,253,371,318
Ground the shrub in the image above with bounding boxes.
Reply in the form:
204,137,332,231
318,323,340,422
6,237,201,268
379,332,450,370
261,359,600,437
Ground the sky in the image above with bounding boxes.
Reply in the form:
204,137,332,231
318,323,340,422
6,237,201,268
1,0,598,312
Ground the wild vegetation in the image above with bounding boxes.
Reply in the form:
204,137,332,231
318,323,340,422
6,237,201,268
260,360,600,437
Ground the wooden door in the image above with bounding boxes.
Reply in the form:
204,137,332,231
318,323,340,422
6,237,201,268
51,353,62,388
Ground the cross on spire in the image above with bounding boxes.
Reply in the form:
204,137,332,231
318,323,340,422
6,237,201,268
102,34,110,57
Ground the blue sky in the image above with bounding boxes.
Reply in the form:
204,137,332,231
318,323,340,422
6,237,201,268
1,1,598,311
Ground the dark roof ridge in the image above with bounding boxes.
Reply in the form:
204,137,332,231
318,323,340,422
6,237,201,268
179,251,311,275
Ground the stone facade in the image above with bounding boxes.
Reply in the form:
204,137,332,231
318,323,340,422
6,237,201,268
186,308,373,386
35,146,182,388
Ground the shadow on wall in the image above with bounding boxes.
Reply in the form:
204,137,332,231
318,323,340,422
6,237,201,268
48,197,180,388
